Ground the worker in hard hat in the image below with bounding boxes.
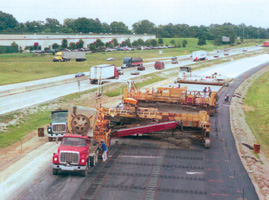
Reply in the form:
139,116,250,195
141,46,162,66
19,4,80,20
101,140,107,162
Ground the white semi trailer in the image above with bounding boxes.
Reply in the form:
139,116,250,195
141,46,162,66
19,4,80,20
90,64,119,84
192,51,207,61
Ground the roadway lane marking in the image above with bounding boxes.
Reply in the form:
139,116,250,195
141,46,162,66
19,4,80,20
186,172,204,175
211,193,229,196
208,179,224,182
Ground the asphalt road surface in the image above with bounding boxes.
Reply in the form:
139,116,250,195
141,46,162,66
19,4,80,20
7,61,268,200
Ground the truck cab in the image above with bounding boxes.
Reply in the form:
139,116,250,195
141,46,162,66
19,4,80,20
121,57,132,68
179,67,192,78
53,52,65,62
52,134,100,177
47,110,68,141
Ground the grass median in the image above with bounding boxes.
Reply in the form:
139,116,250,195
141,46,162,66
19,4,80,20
244,70,269,156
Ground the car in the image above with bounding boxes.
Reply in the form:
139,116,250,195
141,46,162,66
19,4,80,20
105,48,116,52
106,57,115,61
242,48,247,52
214,54,219,58
171,56,178,64
75,72,85,78
131,70,140,75
154,61,165,70
137,64,145,71
224,52,229,56
117,68,124,75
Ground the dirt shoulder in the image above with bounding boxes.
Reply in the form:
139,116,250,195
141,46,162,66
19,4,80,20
230,66,269,200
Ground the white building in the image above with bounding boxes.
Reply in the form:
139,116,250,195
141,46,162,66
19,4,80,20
0,34,156,51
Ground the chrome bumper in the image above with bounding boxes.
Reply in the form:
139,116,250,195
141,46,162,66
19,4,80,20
52,164,86,171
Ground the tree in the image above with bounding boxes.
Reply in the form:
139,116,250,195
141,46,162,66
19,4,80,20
69,42,76,50
182,39,188,47
102,22,111,33
73,18,96,33
45,18,60,32
62,39,68,49
11,41,18,47
25,21,42,32
89,43,96,52
150,39,157,47
95,39,104,48
137,39,145,46
198,36,206,46
110,21,131,34
63,18,75,31
52,43,59,50
124,39,131,47
132,40,139,47
0,11,18,31
76,39,84,49
112,38,119,46
158,38,164,45
170,40,175,46
132,20,156,34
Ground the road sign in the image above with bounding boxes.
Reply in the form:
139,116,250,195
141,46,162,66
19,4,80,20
222,36,230,42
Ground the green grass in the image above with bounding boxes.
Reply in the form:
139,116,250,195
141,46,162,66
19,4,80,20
0,38,263,86
0,110,50,148
244,70,269,156
104,73,167,97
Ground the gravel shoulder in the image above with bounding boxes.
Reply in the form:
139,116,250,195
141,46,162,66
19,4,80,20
230,66,269,200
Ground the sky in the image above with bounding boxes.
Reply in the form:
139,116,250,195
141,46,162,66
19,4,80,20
1,0,269,29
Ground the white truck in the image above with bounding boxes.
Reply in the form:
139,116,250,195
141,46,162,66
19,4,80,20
192,51,207,61
53,51,86,62
90,64,119,84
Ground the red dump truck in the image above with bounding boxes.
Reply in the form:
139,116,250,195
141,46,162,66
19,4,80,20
52,106,104,177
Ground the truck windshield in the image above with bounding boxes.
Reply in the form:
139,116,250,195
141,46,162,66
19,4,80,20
180,67,190,72
123,58,130,64
52,112,68,122
62,137,86,147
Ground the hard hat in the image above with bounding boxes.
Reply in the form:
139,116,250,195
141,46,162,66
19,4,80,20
101,140,104,142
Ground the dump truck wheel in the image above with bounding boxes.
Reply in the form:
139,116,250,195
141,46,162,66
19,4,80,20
48,137,52,142
81,161,89,177
52,169,58,175
90,156,95,167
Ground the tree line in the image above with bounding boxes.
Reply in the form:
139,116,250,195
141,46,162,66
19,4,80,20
0,11,268,46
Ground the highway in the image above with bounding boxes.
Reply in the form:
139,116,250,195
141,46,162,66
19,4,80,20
0,46,264,115
1,52,268,200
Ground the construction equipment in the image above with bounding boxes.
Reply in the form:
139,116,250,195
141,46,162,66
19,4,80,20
123,81,217,115
100,106,211,148
175,67,229,86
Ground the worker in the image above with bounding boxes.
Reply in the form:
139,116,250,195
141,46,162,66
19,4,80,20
101,140,107,162
208,87,212,97
116,103,124,110
203,87,207,98
224,93,229,102
177,84,181,88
